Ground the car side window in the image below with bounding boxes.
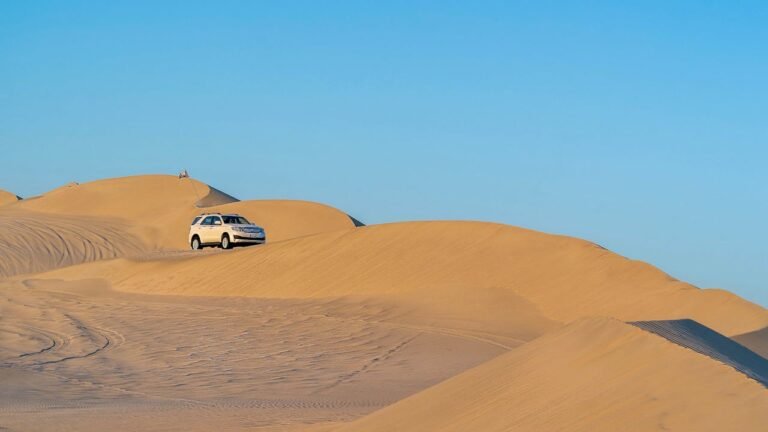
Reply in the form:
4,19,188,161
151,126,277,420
201,216,214,225
211,216,222,225
191,216,201,225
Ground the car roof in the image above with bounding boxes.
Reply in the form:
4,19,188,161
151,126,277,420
196,213,242,217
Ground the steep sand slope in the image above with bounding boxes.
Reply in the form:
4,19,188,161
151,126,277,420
10,175,356,248
337,318,768,432
735,327,768,359
0,189,21,206
0,211,146,279
631,319,768,385
194,184,239,207
42,221,768,339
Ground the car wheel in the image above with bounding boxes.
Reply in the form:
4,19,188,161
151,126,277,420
191,236,201,250
221,234,231,249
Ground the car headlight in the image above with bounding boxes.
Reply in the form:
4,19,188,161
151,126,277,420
232,226,246,232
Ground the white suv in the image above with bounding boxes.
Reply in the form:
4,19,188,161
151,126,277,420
189,213,266,250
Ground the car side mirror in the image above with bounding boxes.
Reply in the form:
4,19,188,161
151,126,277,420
214,220,222,225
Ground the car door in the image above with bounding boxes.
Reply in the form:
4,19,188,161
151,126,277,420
199,216,214,243
210,216,224,243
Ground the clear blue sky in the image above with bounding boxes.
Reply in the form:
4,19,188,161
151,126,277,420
1,2,766,306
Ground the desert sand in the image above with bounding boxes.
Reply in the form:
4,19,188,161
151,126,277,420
1,175,767,431
0,189,21,206
338,318,768,432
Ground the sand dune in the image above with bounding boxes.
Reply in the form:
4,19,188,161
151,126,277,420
3,174,767,431
9,175,356,249
0,189,21,206
0,175,357,279
337,317,768,432
41,221,768,339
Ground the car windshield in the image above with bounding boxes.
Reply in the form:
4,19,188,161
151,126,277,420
223,216,251,225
